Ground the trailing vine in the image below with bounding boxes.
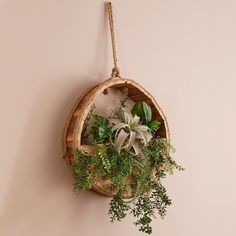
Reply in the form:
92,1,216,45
72,99,183,234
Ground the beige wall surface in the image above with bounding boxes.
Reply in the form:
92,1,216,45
1,0,236,235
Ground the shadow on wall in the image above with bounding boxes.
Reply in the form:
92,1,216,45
1,77,113,235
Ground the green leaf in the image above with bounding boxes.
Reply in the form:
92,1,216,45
93,114,109,127
131,102,152,125
131,103,144,119
142,102,152,124
91,114,112,143
148,120,161,132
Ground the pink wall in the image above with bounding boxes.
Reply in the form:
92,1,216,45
1,0,236,235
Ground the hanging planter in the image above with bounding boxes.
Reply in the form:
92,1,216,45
63,2,183,234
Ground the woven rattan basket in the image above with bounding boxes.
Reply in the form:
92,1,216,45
63,77,169,197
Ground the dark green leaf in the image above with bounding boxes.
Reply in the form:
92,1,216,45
131,102,152,124
131,103,144,119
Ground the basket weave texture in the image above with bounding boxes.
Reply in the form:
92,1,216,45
63,77,169,197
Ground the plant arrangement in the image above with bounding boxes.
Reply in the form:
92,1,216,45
72,97,183,234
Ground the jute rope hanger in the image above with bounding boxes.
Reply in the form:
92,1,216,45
107,2,120,78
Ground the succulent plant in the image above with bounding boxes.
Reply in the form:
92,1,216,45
110,108,153,155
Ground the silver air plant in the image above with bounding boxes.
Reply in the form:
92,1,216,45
110,108,153,155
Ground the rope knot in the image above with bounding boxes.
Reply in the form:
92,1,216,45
111,67,120,78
